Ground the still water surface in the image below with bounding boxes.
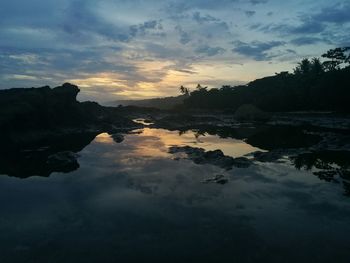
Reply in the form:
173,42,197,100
0,127,349,262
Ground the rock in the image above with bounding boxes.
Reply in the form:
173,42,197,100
111,133,124,143
0,83,140,179
232,157,252,168
202,174,228,184
169,145,205,156
47,151,80,172
0,83,138,134
216,178,229,184
252,151,283,162
168,145,251,169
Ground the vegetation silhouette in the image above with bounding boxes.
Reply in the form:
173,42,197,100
291,150,350,196
181,47,350,112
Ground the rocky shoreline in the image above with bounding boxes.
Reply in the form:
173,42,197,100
0,83,141,177
1,83,350,181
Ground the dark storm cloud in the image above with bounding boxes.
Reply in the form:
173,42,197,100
232,40,285,61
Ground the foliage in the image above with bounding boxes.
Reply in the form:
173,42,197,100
179,85,190,95
321,47,350,71
180,47,350,112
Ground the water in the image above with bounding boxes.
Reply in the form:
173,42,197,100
1,126,350,262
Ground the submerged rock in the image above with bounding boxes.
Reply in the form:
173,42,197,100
252,151,284,163
168,145,252,170
202,174,228,184
111,133,124,143
232,157,252,168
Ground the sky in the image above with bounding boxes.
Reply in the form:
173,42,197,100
0,0,349,102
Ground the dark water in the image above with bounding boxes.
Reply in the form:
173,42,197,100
1,127,350,263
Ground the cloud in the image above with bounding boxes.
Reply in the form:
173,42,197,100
250,2,350,44
175,25,192,44
291,19,326,34
0,0,348,100
232,40,285,60
256,18,326,36
192,12,220,24
130,20,163,37
166,0,239,13
195,45,226,56
61,0,132,42
290,37,331,46
313,3,350,24
173,69,197,74
250,0,268,5
245,11,256,17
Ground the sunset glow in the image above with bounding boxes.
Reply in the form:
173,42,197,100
1,0,349,102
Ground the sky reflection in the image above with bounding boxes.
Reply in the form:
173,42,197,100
1,127,350,262
128,127,263,158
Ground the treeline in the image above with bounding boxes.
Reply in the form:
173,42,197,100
181,47,350,112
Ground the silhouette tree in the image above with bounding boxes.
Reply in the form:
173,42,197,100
344,47,350,65
182,48,350,112
321,47,350,71
310,57,324,75
294,58,312,75
196,84,208,91
179,85,190,95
